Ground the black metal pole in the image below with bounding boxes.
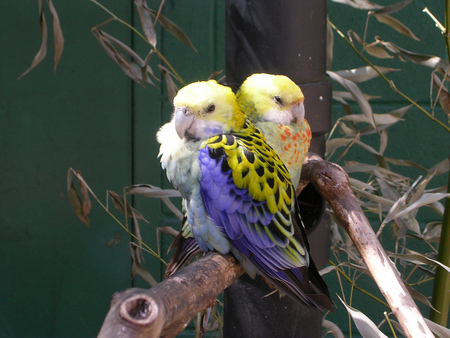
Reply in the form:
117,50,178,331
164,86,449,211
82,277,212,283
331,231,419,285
224,1,331,337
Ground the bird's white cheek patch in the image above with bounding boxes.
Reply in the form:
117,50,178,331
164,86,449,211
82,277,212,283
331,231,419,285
265,109,294,125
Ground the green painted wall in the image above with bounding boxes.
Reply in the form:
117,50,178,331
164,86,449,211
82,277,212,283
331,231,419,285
1,0,448,337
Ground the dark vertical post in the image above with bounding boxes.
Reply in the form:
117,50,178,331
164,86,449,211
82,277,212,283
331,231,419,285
224,1,331,337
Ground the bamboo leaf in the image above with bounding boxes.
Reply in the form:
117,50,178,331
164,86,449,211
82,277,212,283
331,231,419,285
338,296,389,338
328,71,377,130
374,0,413,15
376,38,449,71
67,169,90,226
18,0,48,79
127,184,181,198
158,226,180,238
144,7,197,53
46,0,64,71
349,30,393,59
331,0,383,10
423,221,441,243
388,251,450,273
334,66,399,83
108,191,149,223
373,14,419,41
92,29,156,86
130,245,158,287
433,73,450,118
333,91,380,101
127,184,183,220
429,158,449,176
135,0,157,47
424,318,450,338
158,65,179,104
394,193,450,220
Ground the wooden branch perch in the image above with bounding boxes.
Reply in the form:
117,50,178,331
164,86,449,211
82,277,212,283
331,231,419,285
301,153,433,338
97,154,433,338
97,253,244,338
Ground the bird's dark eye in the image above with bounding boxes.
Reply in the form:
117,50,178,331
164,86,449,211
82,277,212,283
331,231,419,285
206,104,215,113
273,96,283,105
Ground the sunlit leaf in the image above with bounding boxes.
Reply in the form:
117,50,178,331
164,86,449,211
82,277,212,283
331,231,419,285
328,71,377,130
424,318,450,338
394,193,450,220
333,91,380,101
376,38,449,71
334,66,399,83
340,113,403,125
331,0,383,10
373,0,413,15
423,221,441,243
388,250,450,273
373,14,419,41
145,7,198,53
46,0,64,71
349,30,393,59
338,296,389,338
18,0,48,79
349,177,376,191
135,0,156,47
429,158,449,175
322,319,346,338
352,186,394,207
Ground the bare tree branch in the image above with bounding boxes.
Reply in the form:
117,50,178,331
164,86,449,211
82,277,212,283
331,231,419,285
301,153,433,338
97,253,244,338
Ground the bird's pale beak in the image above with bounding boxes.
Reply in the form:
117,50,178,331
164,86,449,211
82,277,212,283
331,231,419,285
174,107,195,139
291,100,305,123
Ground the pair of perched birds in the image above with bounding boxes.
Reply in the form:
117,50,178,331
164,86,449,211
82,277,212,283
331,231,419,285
157,73,333,312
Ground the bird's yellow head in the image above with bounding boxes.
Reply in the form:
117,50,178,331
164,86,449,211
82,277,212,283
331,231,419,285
237,73,305,125
173,80,245,141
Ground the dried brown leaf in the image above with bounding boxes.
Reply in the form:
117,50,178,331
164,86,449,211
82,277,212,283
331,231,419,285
67,169,90,226
349,31,393,59
374,0,413,15
92,28,156,87
158,226,179,238
108,191,149,223
18,0,48,79
145,7,198,53
130,245,158,287
46,0,64,71
158,65,178,104
433,73,450,120
135,0,157,47
374,13,419,41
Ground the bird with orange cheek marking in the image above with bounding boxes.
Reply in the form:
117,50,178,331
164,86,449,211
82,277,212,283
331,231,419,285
236,73,311,189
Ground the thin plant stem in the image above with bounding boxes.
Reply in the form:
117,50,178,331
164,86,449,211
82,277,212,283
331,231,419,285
384,312,398,338
89,0,184,84
328,19,450,134
330,261,390,309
